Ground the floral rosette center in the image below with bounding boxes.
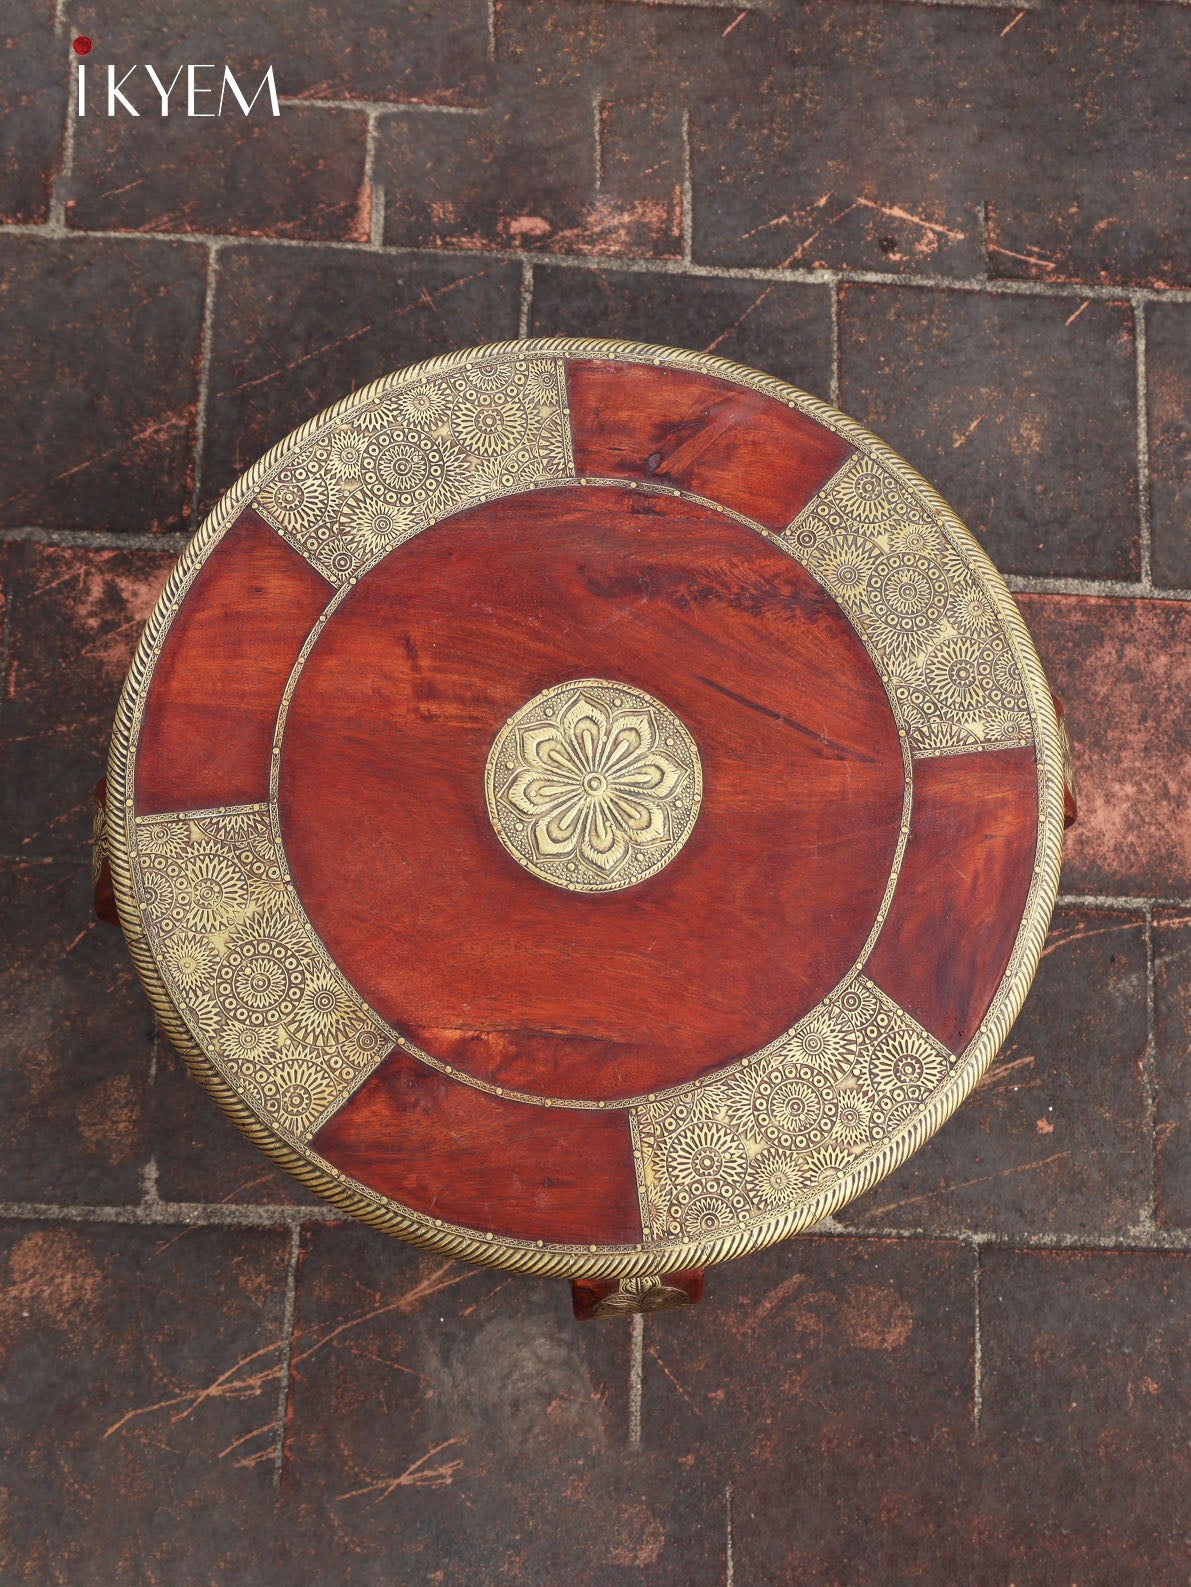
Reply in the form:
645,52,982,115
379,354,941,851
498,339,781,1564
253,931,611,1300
485,680,703,893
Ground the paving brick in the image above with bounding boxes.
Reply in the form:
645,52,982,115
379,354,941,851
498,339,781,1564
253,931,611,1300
0,1220,291,1585
978,1248,1191,1584
72,0,491,106
0,236,205,535
0,862,152,1203
0,0,64,224
984,3,1191,289
495,0,735,110
0,542,173,856
689,3,1189,291
375,0,727,258
200,246,520,512
378,100,682,258
1018,594,1191,897
839,285,1140,582
838,909,1149,1239
1147,302,1191,589
282,1227,717,1586
645,1237,976,1586
599,97,683,222
149,1037,321,1208
689,5,991,277
68,102,368,241
529,266,834,397
1154,910,1191,1227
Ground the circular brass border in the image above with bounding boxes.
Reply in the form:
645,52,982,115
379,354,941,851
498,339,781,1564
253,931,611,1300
106,336,1065,1281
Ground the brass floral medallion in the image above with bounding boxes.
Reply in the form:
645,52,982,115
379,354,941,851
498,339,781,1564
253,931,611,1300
484,679,703,893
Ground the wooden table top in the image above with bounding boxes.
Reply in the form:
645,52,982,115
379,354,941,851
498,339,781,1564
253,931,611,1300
104,337,1068,1282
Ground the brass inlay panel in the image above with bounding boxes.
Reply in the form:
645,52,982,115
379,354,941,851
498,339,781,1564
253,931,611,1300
253,354,572,585
591,1276,696,1317
91,789,106,890
633,975,953,1242
132,804,391,1145
484,678,702,894
783,454,1032,758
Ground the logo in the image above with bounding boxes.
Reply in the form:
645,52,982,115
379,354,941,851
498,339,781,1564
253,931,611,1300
73,39,280,118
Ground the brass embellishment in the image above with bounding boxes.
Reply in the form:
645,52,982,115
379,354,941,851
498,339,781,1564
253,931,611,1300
484,679,702,894
784,455,1033,757
253,355,572,586
592,1276,696,1318
91,791,106,890
106,335,1067,1279
132,805,391,1145
634,975,955,1241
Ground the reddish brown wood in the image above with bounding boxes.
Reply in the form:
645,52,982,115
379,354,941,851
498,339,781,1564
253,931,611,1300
135,509,331,815
311,1048,642,1245
279,484,904,1101
566,360,852,532
570,1269,704,1320
865,747,1038,1054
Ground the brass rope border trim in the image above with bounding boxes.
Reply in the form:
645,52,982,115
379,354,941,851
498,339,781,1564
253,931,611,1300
107,335,1065,1281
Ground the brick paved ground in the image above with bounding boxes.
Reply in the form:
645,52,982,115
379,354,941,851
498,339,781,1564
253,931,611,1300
1,2,1188,1582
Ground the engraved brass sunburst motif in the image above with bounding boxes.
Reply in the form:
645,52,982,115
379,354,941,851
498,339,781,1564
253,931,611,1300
483,679,703,893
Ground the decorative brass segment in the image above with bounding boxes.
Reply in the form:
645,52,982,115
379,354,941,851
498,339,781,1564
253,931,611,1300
131,805,391,1145
592,1276,697,1318
484,679,703,894
253,354,572,585
784,455,1033,758
91,788,107,891
634,975,955,1242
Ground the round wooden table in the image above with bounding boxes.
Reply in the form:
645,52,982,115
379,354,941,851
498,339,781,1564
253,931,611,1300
98,338,1073,1318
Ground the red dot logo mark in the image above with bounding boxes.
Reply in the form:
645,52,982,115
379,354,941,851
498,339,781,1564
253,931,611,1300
72,36,92,55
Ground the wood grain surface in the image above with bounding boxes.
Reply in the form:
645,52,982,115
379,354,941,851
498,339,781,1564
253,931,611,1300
136,510,330,814
278,483,905,1101
866,746,1038,1053
311,1047,642,1245
567,360,852,530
